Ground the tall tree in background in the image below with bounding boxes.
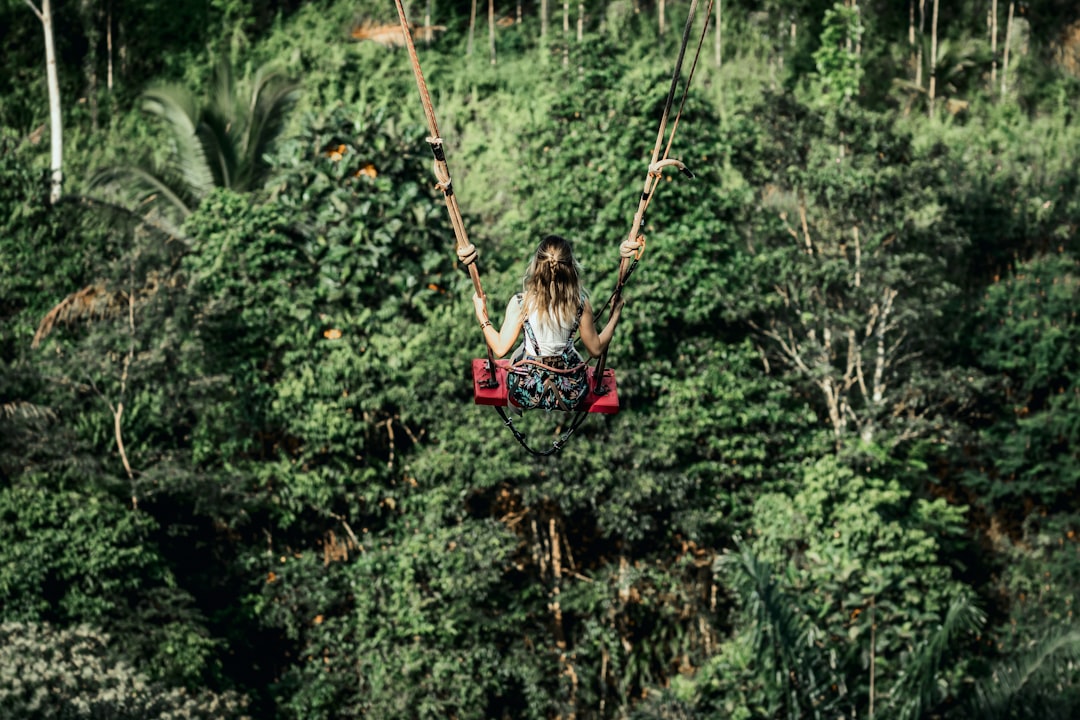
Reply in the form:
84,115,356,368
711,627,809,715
1001,1,1015,96
928,0,939,116
22,0,63,203
728,94,968,448
989,0,999,86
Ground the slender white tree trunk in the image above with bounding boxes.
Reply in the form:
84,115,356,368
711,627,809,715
715,0,722,68
562,0,569,66
916,0,925,90
541,0,548,38
853,0,860,57
1002,2,1014,96
488,0,496,64
25,0,64,203
928,0,939,117
468,0,477,56
107,0,115,90
908,0,915,61
990,0,998,85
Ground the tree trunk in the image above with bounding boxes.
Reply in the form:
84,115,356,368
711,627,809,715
81,1,101,132
26,0,64,203
915,0,925,91
853,0,860,57
577,0,583,43
541,0,548,38
468,0,477,56
715,0,722,68
562,0,569,66
659,0,665,36
488,0,496,64
990,0,998,85
107,0,114,90
1001,1,1014,96
424,0,433,44
908,0,915,73
928,0,938,117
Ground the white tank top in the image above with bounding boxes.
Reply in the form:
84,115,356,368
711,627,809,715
515,294,583,357
525,310,579,356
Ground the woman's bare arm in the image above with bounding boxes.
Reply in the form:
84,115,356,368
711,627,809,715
475,294,524,358
578,298,624,358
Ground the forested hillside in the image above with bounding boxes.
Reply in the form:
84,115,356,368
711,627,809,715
1,1,1078,718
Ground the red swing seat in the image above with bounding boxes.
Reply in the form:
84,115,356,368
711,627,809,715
471,359,620,414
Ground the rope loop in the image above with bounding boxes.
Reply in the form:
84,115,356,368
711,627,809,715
457,242,478,267
433,163,452,193
648,158,691,177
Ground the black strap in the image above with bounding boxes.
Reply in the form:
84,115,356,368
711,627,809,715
495,406,591,457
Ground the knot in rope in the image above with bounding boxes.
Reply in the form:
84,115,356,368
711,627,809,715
648,158,693,178
457,242,478,267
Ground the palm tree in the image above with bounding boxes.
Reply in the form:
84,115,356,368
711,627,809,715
964,628,1080,720
92,58,299,226
891,36,986,116
726,545,850,720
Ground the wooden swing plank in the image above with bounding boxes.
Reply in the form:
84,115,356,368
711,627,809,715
471,359,620,414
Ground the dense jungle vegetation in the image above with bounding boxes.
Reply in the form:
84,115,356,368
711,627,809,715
1,0,1079,717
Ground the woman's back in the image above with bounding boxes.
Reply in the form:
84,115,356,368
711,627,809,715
521,297,582,357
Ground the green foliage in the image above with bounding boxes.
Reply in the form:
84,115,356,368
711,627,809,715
963,251,1079,509
3,2,1080,717
0,485,160,622
748,456,968,707
987,510,1080,673
810,2,864,106
967,626,1080,720
723,544,848,719
91,58,299,226
0,622,249,719
0,484,225,689
0,135,101,350
889,591,985,720
725,92,969,447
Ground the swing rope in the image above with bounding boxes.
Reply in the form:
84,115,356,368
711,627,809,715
592,0,713,387
392,0,498,382
393,0,712,456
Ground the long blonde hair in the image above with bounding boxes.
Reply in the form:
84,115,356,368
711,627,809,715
521,235,586,327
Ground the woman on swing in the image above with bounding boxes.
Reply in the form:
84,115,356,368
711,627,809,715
459,234,638,412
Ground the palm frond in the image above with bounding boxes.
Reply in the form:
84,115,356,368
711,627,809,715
0,401,56,424
890,591,985,720
725,545,846,720
89,165,195,221
196,107,240,190
32,284,126,348
969,627,1080,720
86,58,297,223
241,64,300,191
142,84,217,197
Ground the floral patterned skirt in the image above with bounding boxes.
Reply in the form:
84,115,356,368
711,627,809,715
507,346,589,412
